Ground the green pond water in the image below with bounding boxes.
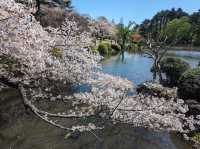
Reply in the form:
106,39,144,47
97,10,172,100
0,50,199,149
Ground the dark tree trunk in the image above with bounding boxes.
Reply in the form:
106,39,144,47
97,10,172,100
0,77,18,89
153,72,157,80
121,51,125,62
158,70,163,83
36,0,41,13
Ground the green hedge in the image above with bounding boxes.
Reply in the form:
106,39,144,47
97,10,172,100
111,43,121,52
97,41,121,56
160,57,190,86
97,42,111,56
178,67,200,100
180,67,200,79
192,132,200,142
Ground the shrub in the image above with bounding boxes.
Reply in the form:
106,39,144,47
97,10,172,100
160,57,190,86
52,47,62,58
91,46,99,54
0,55,18,67
111,43,121,52
192,132,200,142
178,68,200,101
0,55,24,77
97,42,110,56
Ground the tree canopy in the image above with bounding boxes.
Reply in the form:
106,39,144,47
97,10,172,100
162,17,192,44
116,20,136,50
139,8,200,46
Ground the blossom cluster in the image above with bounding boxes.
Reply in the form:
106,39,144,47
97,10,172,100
0,0,100,85
91,17,117,40
0,0,197,133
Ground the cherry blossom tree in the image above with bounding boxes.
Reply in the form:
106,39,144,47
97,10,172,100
92,16,117,42
0,0,198,140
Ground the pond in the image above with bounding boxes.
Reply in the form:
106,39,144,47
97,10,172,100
0,50,199,149
0,88,193,149
102,50,200,85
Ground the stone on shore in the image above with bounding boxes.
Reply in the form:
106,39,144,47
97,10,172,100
137,81,177,99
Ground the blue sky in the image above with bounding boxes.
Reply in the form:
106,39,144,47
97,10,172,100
73,0,200,24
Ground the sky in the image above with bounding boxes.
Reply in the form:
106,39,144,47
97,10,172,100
73,0,200,24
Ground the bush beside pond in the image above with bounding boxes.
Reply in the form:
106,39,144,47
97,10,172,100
178,68,200,101
137,81,177,99
98,42,110,56
160,57,190,86
192,132,200,142
111,43,121,52
97,41,121,56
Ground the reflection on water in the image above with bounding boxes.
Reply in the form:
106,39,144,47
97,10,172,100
167,50,200,68
0,88,193,149
167,50,200,59
102,50,200,85
0,50,199,149
0,82,193,149
102,52,153,85
0,117,193,149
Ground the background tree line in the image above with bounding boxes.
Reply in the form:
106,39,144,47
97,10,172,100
139,8,200,46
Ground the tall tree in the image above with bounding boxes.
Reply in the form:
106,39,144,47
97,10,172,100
35,0,72,13
162,17,192,44
92,16,117,41
35,0,41,13
191,10,200,46
139,8,188,40
143,34,168,82
116,20,136,50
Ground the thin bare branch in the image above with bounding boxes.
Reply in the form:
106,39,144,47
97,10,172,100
0,17,11,22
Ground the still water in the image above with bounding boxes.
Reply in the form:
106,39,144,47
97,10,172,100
102,50,200,85
0,50,199,149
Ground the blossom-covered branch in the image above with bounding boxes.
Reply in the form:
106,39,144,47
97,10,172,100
0,0,198,138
